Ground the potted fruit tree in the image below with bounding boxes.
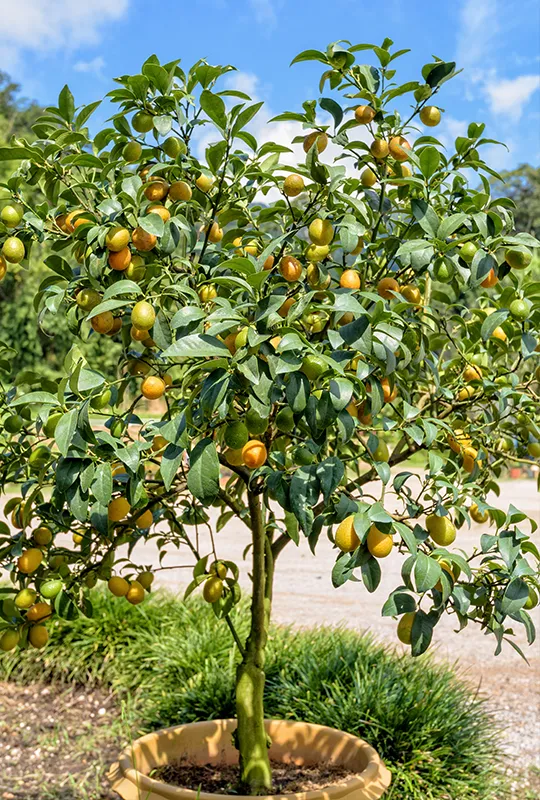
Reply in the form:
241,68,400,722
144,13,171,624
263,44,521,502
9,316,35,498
1,38,539,799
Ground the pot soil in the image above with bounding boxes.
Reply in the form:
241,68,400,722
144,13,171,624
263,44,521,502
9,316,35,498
108,718,391,800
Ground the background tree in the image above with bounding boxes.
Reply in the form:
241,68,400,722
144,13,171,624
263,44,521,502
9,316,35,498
0,40,539,795
491,165,540,236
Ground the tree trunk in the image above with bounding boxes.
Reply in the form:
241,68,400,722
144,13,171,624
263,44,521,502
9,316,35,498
235,490,273,794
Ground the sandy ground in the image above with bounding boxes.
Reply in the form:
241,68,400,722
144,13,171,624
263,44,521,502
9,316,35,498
124,477,540,773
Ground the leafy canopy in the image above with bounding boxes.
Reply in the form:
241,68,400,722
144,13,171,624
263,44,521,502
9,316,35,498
0,39,539,659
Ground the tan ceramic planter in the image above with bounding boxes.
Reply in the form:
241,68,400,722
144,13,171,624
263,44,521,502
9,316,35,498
108,719,391,800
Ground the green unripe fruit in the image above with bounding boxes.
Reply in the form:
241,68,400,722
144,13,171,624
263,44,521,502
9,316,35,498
224,421,249,450
275,407,295,433
245,409,269,435
29,445,51,468
40,579,63,599
293,446,314,465
125,256,146,282
433,259,454,281
85,572,98,588
4,414,23,434
509,299,530,321
90,389,112,410
505,247,532,270
527,442,540,458
301,354,327,381
235,327,250,350
0,629,20,651
2,236,25,263
1,204,24,227
524,587,538,610
123,141,143,162
132,111,154,133
76,288,102,312
370,440,389,462
460,242,477,264
43,412,62,438
163,137,186,158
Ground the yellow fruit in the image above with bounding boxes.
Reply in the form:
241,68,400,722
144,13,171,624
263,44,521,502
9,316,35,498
242,440,267,469
335,515,360,552
308,218,334,246
426,515,456,546
420,106,441,127
470,504,489,523
206,222,223,243
108,497,131,522
457,386,476,401
0,629,20,651
135,509,153,529
303,131,328,153
225,448,245,466
283,174,305,197
33,526,53,546
15,588,37,609
106,226,131,252
389,136,411,161
0,255,7,280
400,284,421,304
447,429,471,453
378,277,399,298
26,602,52,622
361,168,377,188
350,236,364,255
108,576,129,597
491,327,507,342
366,525,393,558
397,612,415,644
462,446,479,473
148,204,171,222
463,365,482,382
305,244,330,262
169,181,192,202
355,105,376,125
29,625,49,649
195,174,214,193
17,548,43,574
203,576,224,603
279,255,302,282
126,581,145,605
144,178,169,202
141,376,166,400
137,571,154,590
370,139,389,160
131,301,155,330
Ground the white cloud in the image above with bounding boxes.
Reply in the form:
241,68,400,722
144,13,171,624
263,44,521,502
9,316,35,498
73,56,106,76
0,0,129,68
456,0,499,70
484,74,540,119
224,71,261,100
248,0,277,28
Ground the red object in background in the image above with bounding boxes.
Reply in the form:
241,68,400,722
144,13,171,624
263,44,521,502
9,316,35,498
509,467,522,479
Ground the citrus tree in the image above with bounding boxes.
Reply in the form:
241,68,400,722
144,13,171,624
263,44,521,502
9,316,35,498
1,39,539,795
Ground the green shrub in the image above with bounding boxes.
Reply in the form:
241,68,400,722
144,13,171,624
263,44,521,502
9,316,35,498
1,589,504,800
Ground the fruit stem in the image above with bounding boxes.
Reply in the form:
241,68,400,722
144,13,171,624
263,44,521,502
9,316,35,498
235,489,273,793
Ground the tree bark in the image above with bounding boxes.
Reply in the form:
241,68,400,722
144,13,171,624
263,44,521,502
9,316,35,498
235,490,272,794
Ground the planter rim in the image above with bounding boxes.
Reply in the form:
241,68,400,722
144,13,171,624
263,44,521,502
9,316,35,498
109,718,391,800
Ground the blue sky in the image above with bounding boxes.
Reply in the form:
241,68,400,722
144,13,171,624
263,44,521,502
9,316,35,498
2,0,540,172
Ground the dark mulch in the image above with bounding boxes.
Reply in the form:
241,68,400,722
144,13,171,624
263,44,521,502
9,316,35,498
152,758,360,795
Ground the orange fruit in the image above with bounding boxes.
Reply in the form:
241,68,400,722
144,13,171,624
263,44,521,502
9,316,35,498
27,602,53,622
17,548,43,574
400,284,421,304
278,297,295,317
481,268,498,288
28,625,49,649
132,227,157,251
141,376,166,400
225,448,244,466
206,222,223,243
381,378,398,403
397,612,415,644
389,136,411,161
378,277,399,298
340,269,361,289
308,218,334,246
91,312,114,334
108,247,132,271
491,327,507,342
355,105,376,125
279,255,302,282
106,318,122,336
463,365,482,382
144,178,169,202
303,131,328,153
263,255,275,270
242,439,267,468
135,509,153,529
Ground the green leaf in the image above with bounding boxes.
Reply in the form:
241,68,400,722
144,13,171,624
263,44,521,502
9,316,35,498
319,97,343,128
362,557,381,592
332,552,355,588
187,438,220,502
500,578,529,617
291,49,328,65
411,610,435,656
382,591,416,616
316,457,344,502
162,334,230,359
58,85,75,122
481,309,509,340
54,590,79,620
137,213,164,237
233,102,264,134
414,552,441,592
411,199,439,237
92,463,113,506
0,146,37,162
54,408,78,456
419,146,440,179
200,90,228,129
11,392,60,407
161,444,185,491
437,213,467,240
75,100,102,130
153,115,172,136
